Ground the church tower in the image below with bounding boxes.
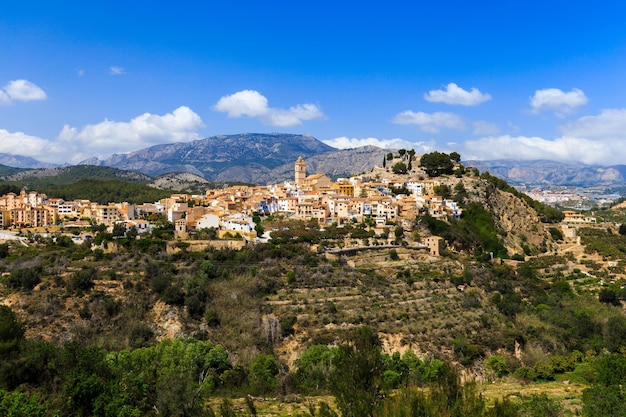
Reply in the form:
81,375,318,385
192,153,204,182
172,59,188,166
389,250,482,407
295,156,306,185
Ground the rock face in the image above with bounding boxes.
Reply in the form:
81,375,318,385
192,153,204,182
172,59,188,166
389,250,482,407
443,177,553,256
148,172,212,193
486,188,549,255
259,145,386,184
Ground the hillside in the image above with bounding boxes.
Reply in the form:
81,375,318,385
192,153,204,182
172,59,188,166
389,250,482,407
0,160,571,358
0,166,223,203
0,165,152,185
0,169,567,358
0,163,26,177
147,172,213,193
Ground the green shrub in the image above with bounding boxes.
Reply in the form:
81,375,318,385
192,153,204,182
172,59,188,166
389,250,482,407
205,308,220,327
294,344,339,393
517,393,565,417
548,227,564,241
249,354,280,394
67,267,96,294
485,355,509,377
0,305,24,355
0,390,46,417
7,267,41,290
280,315,297,337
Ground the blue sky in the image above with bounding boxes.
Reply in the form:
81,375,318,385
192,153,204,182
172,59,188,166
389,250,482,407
1,1,626,165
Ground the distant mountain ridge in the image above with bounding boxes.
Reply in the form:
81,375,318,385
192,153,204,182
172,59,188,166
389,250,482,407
81,133,386,184
4,135,626,188
465,159,626,187
0,153,57,169
82,133,336,182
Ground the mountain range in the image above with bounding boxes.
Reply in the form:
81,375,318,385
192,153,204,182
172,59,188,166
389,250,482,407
2,134,626,188
80,133,349,184
466,159,626,188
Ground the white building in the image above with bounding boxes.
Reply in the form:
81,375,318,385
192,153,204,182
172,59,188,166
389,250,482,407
196,213,220,230
406,181,424,196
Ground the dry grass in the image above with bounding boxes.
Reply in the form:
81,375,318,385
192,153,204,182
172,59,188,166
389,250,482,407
207,380,586,416
206,395,337,417
480,379,586,415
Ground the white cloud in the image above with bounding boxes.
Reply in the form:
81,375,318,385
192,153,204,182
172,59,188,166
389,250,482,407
559,108,626,139
473,120,500,135
0,129,54,159
0,79,47,104
323,136,429,151
462,135,610,165
392,111,465,133
530,88,587,116
0,106,205,164
424,83,491,106
109,66,126,75
214,90,324,127
463,108,626,165
214,90,269,117
57,106,204,162
264,104,323,127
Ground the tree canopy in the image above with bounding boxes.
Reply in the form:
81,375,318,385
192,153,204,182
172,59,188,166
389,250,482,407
391,162,408,175
419,151,457,177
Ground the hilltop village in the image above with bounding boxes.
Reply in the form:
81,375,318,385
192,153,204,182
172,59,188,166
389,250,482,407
0,154,466,249
6,151,593,257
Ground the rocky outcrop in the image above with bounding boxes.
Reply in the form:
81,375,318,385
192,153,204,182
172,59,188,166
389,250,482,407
486,188,551,255
148,172,212,192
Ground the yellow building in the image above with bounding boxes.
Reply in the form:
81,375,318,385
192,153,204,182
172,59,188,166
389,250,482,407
8,206,55,227
424,236,444,256
0,210,9,227
337,182,355,197
94,205,120,226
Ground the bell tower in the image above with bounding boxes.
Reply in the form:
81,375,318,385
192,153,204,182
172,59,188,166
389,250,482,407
295,156,306,185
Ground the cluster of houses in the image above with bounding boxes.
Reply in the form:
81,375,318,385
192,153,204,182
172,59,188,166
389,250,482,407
0,157,464,243
0,189,157,232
